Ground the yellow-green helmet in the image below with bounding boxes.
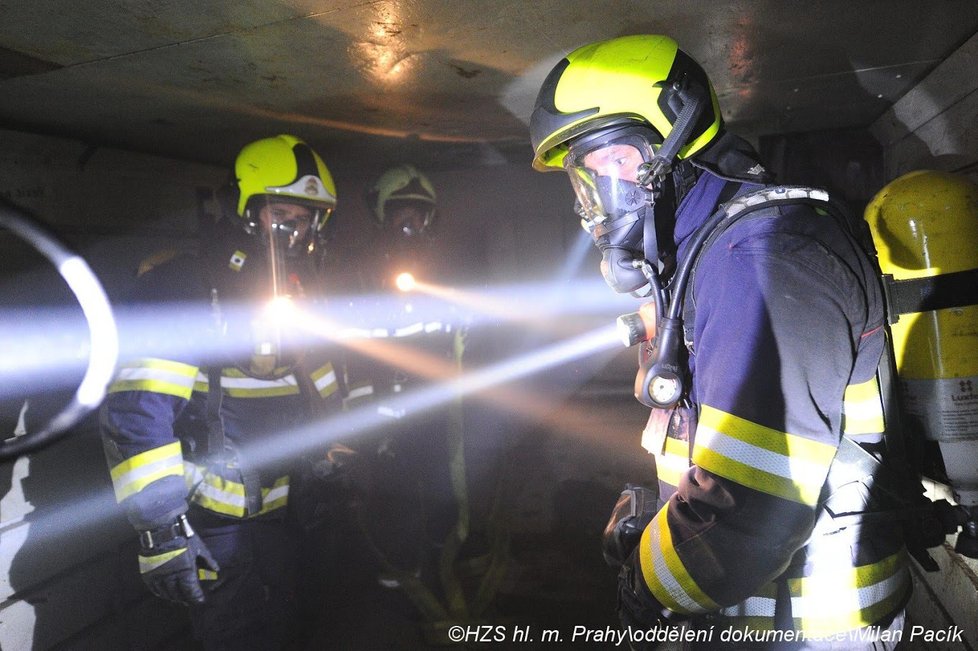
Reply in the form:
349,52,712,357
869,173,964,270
529,35,723,172
234,134,337,231
367,164,438,236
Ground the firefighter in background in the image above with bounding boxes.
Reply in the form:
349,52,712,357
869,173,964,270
342,165,467,597
100,134,343,650
530,35,910,647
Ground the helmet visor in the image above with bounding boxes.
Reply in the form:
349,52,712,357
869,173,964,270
564,130,659,229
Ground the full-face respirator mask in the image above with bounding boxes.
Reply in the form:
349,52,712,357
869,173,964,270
566,127,666,297
564,126,690,410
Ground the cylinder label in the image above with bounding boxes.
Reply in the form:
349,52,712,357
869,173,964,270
900,376,978,440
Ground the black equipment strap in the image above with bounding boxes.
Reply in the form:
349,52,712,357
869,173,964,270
205,367,225,458
882,268,978,323
206,366,262,516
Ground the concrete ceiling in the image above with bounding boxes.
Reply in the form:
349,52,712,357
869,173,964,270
2,1,978,170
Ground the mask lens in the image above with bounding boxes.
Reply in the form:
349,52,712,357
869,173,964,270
566,166,605,226
566,141,652,226
387,201,433,237
261,203,316,252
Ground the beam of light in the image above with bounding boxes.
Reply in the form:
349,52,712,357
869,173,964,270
284,302,643,456
394,271,416,292
1,271,640,390
245,323,625,469
8,326,641,546
559,227,597,281
365,271,643,334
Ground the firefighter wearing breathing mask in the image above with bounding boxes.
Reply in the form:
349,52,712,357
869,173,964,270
337,164,469,591
531,35,911,648
100,134,343,650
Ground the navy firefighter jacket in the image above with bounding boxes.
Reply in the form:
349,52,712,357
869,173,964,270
635,167,911,636
100,232,341,531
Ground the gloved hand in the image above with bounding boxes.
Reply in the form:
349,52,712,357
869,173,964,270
602,484,659,567
617,551,688,650
138,515,219,606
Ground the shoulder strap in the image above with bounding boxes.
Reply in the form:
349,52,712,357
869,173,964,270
678,180,740,346
204,366,225,457
204,365,262,516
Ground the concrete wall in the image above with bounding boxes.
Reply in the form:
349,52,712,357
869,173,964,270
871,31,978,184
870,31,978,651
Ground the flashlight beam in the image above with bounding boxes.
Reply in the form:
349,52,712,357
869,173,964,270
287,306,637,456
246,323,624,468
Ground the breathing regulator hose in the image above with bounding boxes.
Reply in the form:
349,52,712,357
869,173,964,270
0,199,118,460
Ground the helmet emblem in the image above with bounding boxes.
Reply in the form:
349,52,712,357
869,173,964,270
304,178,320,196
229,250,247,271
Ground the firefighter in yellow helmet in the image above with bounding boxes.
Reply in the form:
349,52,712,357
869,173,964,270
339,164,469,597
364,163,439,287
531,35,910,647
100,135,343,649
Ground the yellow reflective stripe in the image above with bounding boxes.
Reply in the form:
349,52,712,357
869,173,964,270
260,477,291,513
654,438,690,487
139,547,186,574
193,371,209,393
192,364,340,399
693,405,835,506
199,568,219,581
639,502,718,614
792,549,909,630
109,441,184,502
221,374,301,398
311,362,338,397
192,473,246,516
190,472,290,517
843,378,885,435
108,359,199,399
719,551,910,636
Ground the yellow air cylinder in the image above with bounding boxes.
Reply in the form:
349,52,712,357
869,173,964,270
865,170,978,505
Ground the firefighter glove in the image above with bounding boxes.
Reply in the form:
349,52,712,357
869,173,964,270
138,515,219,606
617,551,685,648
602,483,659,567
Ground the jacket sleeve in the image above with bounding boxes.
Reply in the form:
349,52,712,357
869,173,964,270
98,255,207,531
636,218,874,613
100,359,200,530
